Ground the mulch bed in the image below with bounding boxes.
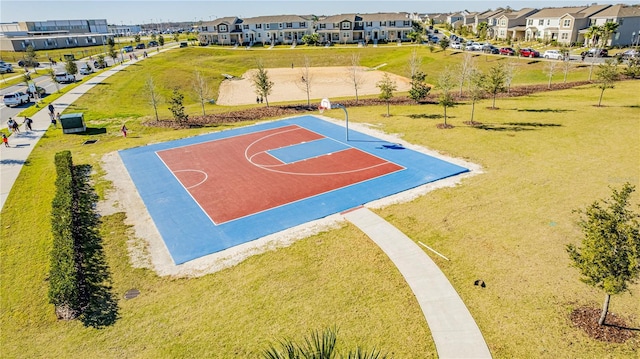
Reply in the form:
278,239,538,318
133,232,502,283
569,306,637,343
143,80,601,128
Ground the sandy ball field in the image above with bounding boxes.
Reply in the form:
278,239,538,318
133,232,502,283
216,66,411,106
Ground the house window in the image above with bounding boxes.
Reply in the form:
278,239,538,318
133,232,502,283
563,19,571,27
266,24,270,29
618,19,624,25
404,21,410,26
561,33,568,40
528,19,533,26
547,19,550,25
243,25,249,29
501,19,506,26
256,24,262,29
366,22,372,27
286,23,292,28
342,32,350,38
319,23,326,29
299,22,306,27
257,33,261,38
500,30,505,37
538,19,544,26
279,23,283,28
389,21,396,26
220,25,227,32
341,22,350,29
381,21,386,26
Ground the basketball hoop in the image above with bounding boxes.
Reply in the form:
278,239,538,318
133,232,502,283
319,98,331,114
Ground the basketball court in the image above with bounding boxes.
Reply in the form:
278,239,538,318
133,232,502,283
119,116,469,264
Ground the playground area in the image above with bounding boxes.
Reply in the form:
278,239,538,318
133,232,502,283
216,66,412,106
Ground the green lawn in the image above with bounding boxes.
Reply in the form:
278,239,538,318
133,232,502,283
1,45,639,358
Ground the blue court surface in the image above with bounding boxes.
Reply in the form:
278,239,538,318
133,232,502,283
119,116,469,264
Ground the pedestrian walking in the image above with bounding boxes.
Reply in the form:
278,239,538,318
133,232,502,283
2,133,9,147
48,103,55,114
11,119,20,133
7,118,15,133
23,117,33,131
49,112,56,128
121,124,128,137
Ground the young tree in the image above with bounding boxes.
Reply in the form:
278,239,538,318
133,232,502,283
192,70,211,116
595,60,619,107
158,34,165,47
48,69,61,93
134,34,141,43
408,71,431,103
108,45,119,64
599,21,619,48
347,53,365,104
483,63,507,109
561,58,573,83
301,33,319,46
407,47,422,79
439,37,450,52
457,52,475,95
543,60,559,89
252,59,274,107
296,56,313,107
504,61,517,94
376,73,397,117
467,69,485,124
96,54,107,69
173,33,179,43
566,183,640,326
145,76,161,121
167,88,188,123
65,58,78,76
24,45,38,71
437,68,456,128
476,22,489,40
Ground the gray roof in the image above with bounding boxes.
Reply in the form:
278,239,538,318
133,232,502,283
241,14,312,24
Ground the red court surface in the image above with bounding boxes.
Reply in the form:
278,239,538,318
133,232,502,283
157,125,403,224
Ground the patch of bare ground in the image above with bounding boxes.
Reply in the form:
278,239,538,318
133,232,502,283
570,306,637,343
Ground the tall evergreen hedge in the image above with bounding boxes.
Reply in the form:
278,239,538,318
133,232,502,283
48,151,81,319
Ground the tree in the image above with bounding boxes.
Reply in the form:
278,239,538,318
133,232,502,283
252,59,274,107
347,53,365,104
65,58,78,75
262,327,388,359
48,68,61,93
457,52,475,95
145,76,161,121
504,61,517,94
376,73,397,117
407,48,422,79
24,45,38,70
476,22,489,40
408,71,431,103
192,70,211,116
561,57,573,83
167,88,188,123
107,36,115,47
594,60,619,107
439,37,450,52
483,64,507,109
437,68,456,128
467,69,485,124
108,45,118,64
301,33,319,46
173,33,179,43
600,21,619,48
158,34,165,47
543,60,558,89
566,183,640,326
96,54,107,69
296,56,313,107
134,34,141,43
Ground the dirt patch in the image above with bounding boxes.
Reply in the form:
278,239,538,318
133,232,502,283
570,306,637,343
216,66,411,106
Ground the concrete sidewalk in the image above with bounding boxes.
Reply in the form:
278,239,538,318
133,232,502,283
1,46,176,210
343,207,492,359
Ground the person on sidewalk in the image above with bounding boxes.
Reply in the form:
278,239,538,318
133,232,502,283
49,112,57,128
23,117,33,131
11,119,20,134
7,118,15,133
2,133,9,147
48,103,55,114
121,124,128,137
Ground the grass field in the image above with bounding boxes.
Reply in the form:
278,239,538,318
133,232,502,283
1,45,639,358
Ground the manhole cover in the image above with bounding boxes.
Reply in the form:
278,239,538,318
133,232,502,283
124,289,140,300
83,139,98,145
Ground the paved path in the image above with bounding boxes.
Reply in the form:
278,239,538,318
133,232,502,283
1,46,175,210
343,207,492,359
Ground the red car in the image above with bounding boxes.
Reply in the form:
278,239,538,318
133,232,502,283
499,47,515,56
519,48,540,58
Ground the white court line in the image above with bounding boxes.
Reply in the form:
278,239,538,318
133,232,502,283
174,169,208,189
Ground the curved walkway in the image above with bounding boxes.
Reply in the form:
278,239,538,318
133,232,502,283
343,207,492,358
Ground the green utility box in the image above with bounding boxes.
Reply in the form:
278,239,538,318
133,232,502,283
59,113,86,134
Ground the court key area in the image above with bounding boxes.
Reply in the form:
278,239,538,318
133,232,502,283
119,116,469,264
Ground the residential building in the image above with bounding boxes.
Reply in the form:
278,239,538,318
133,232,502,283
494,8,538,40
316,13,413,44
525,5,611,44
0,19,110,52
199,15,313,46
584,4,640,46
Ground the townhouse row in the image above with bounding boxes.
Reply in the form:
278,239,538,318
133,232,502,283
200,4,640,48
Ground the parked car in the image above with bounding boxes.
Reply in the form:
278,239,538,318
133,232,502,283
468,42,483,51
499,47,516,56
482,44,499,54
79,64,93,75
616,49,639,60
135,43,146,49
3,92,29,107
543,49,565,60
123,45,134,53
450,42,461,49
581,48,608,57
93,60,107,69
17,59,40,67
148,40,159,47
0,64,14,74
54,72,76,83
520,48,540,58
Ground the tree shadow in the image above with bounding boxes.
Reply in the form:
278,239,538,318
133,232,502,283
408,113,443,119
505,122,562,127
474,124,535,131
74,164,119,328
516,108,574,113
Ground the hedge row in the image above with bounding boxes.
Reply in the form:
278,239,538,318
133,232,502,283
48,151,81,320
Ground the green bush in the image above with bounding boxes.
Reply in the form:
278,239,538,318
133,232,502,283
48,151,80,320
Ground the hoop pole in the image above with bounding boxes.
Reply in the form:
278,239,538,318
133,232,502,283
334,103,349,141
